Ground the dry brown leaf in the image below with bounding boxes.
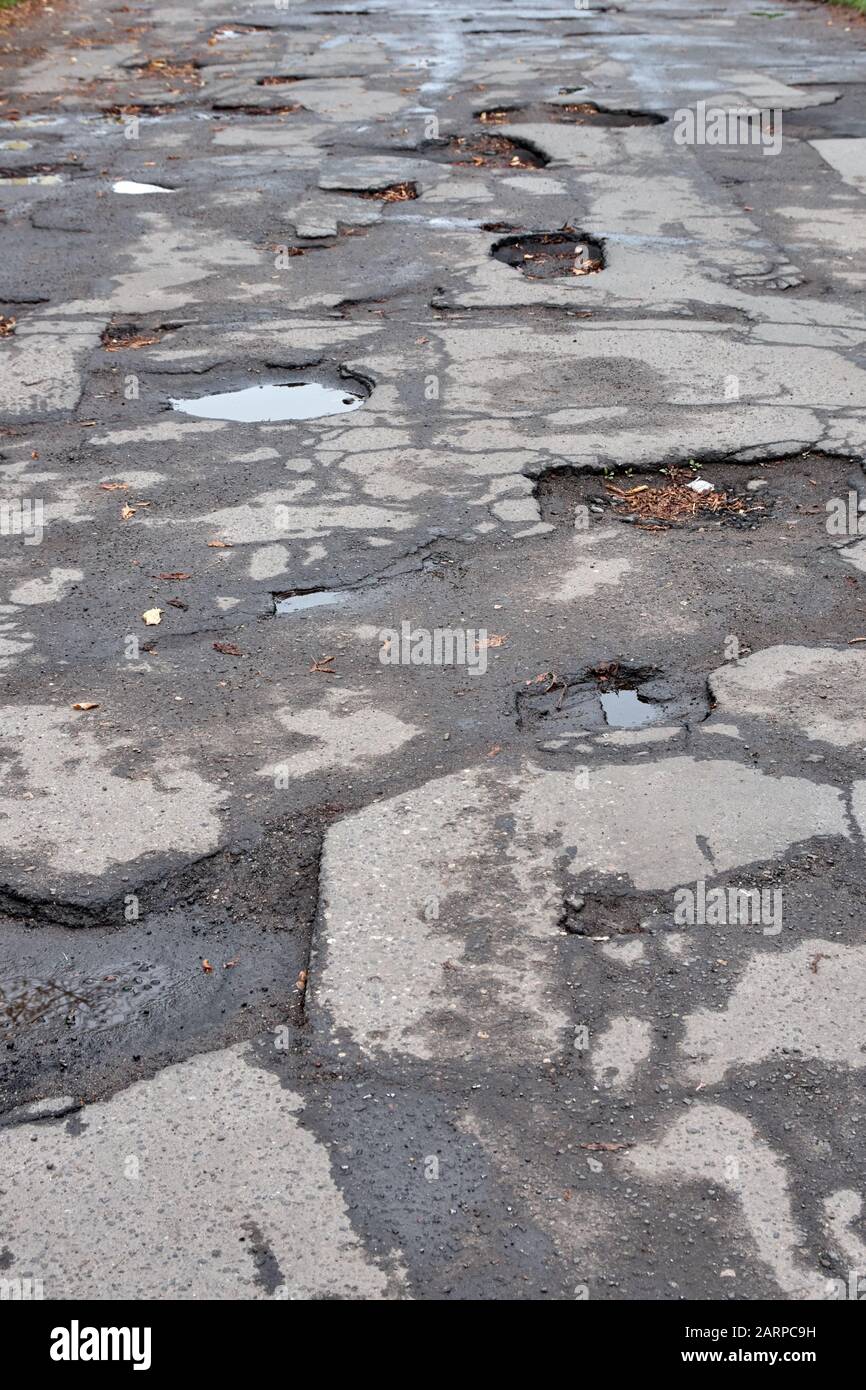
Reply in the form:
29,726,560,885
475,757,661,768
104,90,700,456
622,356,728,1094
120,503,136,520
141,607,162,626
478,633,506,649
207,538,233,548
99,481,128,491
213,641,243,656
157,571,191,580
201,960,214,974
72,701,99,711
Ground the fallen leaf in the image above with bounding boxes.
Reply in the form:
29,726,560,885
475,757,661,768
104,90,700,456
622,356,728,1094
487,744,502,757
99,481,128,491
310,654,336,674
120,503,136,520
202,960,214,974
141,607,162,626
207,538,233,548
478,633,506,649
167,597,188,610
224,957,239,969
71,701,99,711
157,571,191,580
213,641,243,656
295,968,308,992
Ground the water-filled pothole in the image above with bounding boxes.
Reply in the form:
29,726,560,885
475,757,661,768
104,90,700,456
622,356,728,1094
492,230,604,279
169,381,367,423
0,961,175,1037
273,588,351,615
112,179,172,194
517,661,707,733
423,134,547,169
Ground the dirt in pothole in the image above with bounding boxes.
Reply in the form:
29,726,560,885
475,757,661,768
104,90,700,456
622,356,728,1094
355,181,418,201
423,133,547,169
477,102,666,127
132,58,203,84
491,229,604,278
535,453,856,533
101,322,167,351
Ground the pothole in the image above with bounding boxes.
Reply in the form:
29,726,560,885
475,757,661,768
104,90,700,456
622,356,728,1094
131,58,203,85
477,102,666,127
168,380,368,422
211,104,304,116
101,322,168,351
491,229,604,279
354,181,418,201
0,164,65,185
273,588,351,615
517,661,707,734
533,456,853,531
422,133,547,169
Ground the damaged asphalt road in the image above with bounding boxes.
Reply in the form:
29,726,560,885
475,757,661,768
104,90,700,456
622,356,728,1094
0,0,866,1303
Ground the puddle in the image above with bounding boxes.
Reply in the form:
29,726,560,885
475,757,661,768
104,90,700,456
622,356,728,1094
0,962,174,1037
599,688,660,729
112,179,172,194
425,134,546,169
273,588,351,615
492,230,604,279
169,381,366,422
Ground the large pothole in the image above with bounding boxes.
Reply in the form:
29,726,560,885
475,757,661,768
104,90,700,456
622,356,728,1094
168,375,370,423
422,133,547,168
535,453,855,531
477,101,666,127
517,661,708,734
491,229,604,279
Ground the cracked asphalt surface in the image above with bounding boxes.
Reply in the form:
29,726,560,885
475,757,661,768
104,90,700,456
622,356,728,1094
1,0,866,1302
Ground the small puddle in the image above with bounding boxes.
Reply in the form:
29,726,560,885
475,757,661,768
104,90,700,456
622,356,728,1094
273,588,350,615
112,179,172,194
492,230,604,279
598,688,660,729
169,381,366,422
0,961,174,1037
